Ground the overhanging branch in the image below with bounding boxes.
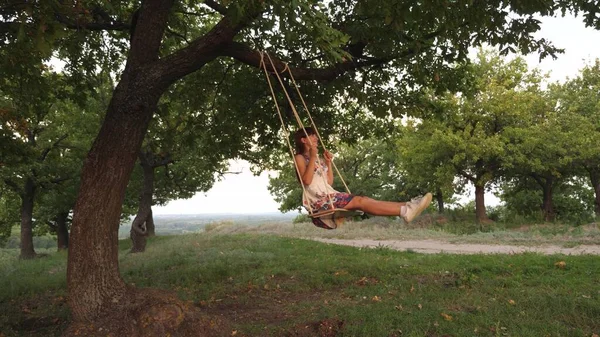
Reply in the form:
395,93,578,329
3,179,22,195
221,42,393,81
203,0,228,16
39,134,69,162
0,22,20,35
155,9,260,84
55,13,131,31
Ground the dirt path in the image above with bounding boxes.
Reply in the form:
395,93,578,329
313,238,600,255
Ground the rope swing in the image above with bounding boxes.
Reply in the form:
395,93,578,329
259,52,363,227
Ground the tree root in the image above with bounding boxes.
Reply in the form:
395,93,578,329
63,288,230,337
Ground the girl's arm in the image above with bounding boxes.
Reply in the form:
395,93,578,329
295,154,316,185
324,151,334,185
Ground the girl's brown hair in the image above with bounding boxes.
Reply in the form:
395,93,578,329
293,127,316,155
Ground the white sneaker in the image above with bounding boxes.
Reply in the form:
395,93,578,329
402,193,432,223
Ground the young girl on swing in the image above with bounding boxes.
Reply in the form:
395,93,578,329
294,127,432,229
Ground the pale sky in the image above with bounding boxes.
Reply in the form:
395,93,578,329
154,14,600,215
154,161,282,214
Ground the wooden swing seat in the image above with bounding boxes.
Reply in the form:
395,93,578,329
309,208,363,230
309,208,363,219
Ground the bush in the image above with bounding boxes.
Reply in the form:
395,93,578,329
292,214,311,224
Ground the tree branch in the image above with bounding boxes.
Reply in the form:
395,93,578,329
166,28,190,44
530,173,545,189
155,10,259,85
209,62,234,110
203,0,228,16
46,220,57,229
175,10,211,18
458,168,476,182
39,134,68,162
221,42,394,81
3,179,22,195
152,154,175,169
128,0,175,65
50,176,72,184
0,21,20,35
54,13,131,31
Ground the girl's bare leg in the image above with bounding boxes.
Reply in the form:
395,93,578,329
344,196,406,216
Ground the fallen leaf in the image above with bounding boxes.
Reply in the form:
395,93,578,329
231,330,237,336
554,261,567,269
418,303,422,310
410,285,415,293
441,313,453,321
357,277,368,286
508,299,516,305
372,296,381,302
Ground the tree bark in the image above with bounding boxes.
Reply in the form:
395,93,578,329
130,155,156,253
67,79,162,322
56,212,69,251
474,183,489,224
589,168,600,218
435,188,444,213
541,177,555,222
20,177,36,259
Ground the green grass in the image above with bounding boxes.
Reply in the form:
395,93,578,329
1,232,599,336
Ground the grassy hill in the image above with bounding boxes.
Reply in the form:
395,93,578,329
118,212,298,238
1,221,599,336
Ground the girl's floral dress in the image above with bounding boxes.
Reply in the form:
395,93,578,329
301,155,354,229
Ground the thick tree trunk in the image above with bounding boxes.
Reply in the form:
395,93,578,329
589,169,600,218
474,184,489,223
541,178,555,222
130,159,155,253
20,177,36,259
67,75,160,321
435,188,444,213
56,212,69,251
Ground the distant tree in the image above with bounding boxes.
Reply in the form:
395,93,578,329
398,119,459,214
502,99,588,221
0,68,73,258
401,50,547,222
556,59,600,217
499,175,595,224
1,72,107,253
